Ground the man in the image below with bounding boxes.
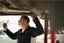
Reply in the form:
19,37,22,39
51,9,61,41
3,16,43,43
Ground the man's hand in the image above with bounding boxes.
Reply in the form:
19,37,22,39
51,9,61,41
3,23,8,31
29,7,41,16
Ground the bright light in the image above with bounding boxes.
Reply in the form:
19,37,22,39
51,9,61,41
0,16,44,33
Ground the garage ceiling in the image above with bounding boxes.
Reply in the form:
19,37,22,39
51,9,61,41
0,0,64,34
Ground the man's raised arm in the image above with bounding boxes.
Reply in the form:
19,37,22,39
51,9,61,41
31,16,43,37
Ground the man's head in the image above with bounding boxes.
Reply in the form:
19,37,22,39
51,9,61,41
18,16,30,28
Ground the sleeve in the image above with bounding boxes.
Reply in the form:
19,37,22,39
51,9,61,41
4,29,18,39
31,17,43,37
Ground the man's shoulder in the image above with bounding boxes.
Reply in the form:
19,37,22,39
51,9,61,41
15,29,22,33
29,27,36,31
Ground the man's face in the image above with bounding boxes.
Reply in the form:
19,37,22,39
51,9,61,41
18,17,27,27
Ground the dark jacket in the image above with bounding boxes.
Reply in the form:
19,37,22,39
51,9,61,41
4,17,43,43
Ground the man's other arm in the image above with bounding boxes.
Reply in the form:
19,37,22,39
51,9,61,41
4,29,17,39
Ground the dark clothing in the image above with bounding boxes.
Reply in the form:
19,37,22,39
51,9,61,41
4,18,43,43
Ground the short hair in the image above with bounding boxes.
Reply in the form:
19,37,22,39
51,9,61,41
21,16,30,23
56,40,60,43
